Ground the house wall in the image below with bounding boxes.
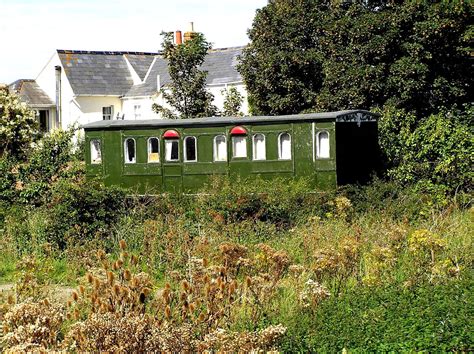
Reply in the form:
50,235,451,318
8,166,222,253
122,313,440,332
122,97,155,120
208,83,249,115
74,96,123,125
35,52,76,129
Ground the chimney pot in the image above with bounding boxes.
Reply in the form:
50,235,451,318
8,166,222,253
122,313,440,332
175,30,182,45
184,22,195,42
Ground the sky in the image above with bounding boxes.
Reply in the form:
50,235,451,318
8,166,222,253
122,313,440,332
0,0,268,84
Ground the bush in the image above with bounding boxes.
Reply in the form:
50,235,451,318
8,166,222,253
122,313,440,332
196,177,331,227
280,275,473,352
43,179,126,249
378,104,473,194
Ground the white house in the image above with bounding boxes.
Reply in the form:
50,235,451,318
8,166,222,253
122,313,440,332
11,32,248,132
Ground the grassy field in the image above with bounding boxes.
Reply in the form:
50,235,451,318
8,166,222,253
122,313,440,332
0,176,472,351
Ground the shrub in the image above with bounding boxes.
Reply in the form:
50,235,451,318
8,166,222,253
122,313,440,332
43,179,126,249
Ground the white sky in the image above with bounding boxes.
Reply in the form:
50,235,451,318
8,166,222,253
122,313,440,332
0,0,267,84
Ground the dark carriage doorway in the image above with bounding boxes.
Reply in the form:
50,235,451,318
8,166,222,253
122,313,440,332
336,121,380,185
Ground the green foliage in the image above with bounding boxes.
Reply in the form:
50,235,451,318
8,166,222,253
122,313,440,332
238,0,327,115
380,105,473,193
221,86,244,116
43,179,126,249
196,177,327,227
152,31,217,119
240,1,473,116
0,88,39,160
280,276,473,352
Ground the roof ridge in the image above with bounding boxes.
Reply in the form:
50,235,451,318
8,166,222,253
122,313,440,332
57,49,160,56
208,45,246,52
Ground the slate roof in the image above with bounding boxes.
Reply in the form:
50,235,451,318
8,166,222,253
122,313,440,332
125,54,156,81
55,47,244,98
124,46,244,98
57,50,158,96
8,79,54,107
83,110,379,130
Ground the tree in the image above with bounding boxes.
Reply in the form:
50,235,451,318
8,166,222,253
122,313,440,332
152,31,217,119
221,86,244,116
239,0,473,116
0,87,38,160
238,0,328,115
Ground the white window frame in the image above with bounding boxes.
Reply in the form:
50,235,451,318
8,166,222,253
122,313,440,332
102,106,113,120
147,137,160,163
252,133,266,161
316,131,330,159
165,139,179,162
213,135,227,162
134,104,142,120
232,136,247,158
90,139,102,164
278,132,292,160
124,138,136,164
184,136,197,162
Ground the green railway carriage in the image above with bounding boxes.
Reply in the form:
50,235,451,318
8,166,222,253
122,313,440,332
82,110,380,193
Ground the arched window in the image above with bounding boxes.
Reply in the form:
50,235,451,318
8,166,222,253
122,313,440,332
278,133,291,160
184,136,197,162
147,137,160,163
165,140,179,161
214,135,227,162
253,134,266,160
316,131,330,158
124,138,136,163
90,139,102,164
232,136,247,158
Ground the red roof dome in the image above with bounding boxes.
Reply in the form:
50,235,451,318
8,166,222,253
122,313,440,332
163,129,180,138
230,126,247,135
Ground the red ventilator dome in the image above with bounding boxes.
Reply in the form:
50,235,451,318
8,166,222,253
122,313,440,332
230,126,247,135
163,130,180,138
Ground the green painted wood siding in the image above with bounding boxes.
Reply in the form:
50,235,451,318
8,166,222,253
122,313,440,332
85,118,378,193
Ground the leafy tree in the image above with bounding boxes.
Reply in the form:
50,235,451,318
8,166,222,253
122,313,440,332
221,86,244,116
240,1,473,116
0,87,38,160
152,32,217,119
238,0,329,115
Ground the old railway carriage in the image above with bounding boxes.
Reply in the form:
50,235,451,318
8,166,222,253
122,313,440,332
82,110,380,193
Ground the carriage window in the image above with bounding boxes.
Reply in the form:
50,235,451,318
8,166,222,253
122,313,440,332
165,140,179,161
214,135,227,161
184,136,197,162
232,136,247,158
278,133,291,160
90,139,102,164
124,138,136,163
148,137,160,163
316,131,330,158
253,134,266,160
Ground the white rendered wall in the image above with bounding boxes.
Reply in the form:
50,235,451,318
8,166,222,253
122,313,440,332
73,96,123,126
121,97,155,120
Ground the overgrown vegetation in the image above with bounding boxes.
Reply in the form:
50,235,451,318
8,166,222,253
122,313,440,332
1,165,473,351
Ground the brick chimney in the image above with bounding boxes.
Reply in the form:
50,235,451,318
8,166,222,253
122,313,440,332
183,22,194,42
175,30,182,45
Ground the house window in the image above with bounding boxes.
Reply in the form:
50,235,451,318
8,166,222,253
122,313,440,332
124,138,136,163
278,133,291,160
184,136,197,162
147,137,160,163
214,135,227,162
90,139,102,164
253,134,266,160
103,106,113,120
134,105,141,120
38,110,49,131
232,136,247,158
165,140,179,161
316,131,330,158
